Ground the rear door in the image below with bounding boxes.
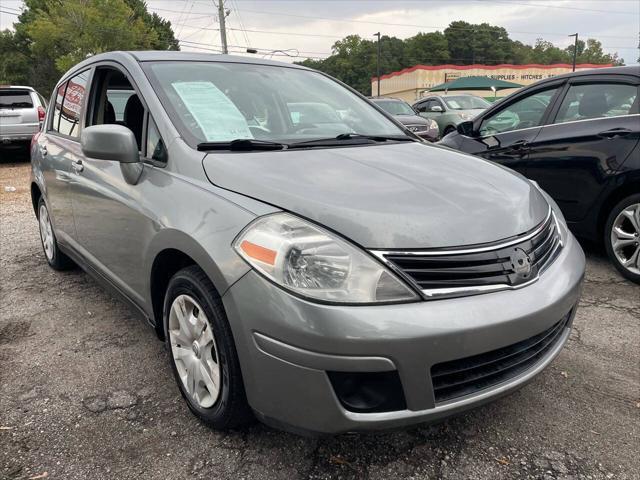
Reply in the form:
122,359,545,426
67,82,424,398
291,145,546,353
455,83,564,172
38,73,90,243
525,76,640,222
0,88,38,139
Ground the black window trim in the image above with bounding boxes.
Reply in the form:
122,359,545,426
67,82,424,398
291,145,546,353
474,80,567,138
546,76,640,125
142,113,168,168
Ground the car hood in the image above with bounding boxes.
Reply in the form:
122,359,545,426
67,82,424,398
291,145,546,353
394,114,430,125
202,142,549,249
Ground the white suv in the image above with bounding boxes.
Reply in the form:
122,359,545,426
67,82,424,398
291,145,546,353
0,85,47,148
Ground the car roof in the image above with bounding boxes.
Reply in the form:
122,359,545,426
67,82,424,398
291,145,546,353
0,85,35,91
544,65,639,80
71,50,311,71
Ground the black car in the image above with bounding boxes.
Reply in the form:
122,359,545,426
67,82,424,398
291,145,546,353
439,66,640,283
369,97,440,141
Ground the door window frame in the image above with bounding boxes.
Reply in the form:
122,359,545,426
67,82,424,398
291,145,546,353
47,67,94,143
473,80,566,138
141,113,168,168
546,74,640,126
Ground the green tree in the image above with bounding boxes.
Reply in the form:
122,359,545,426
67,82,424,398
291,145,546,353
403,31,449,65
0,30,30,85
0,0,179,97
27,0,159,73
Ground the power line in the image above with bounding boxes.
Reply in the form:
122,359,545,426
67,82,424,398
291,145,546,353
232,8,637,40
477,0,637,15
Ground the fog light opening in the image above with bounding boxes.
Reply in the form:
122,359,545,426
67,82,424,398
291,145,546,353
327,370,406,413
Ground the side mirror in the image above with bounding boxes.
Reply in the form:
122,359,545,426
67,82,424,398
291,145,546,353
457,120,475,137
431,105,443,112
81,124,139,164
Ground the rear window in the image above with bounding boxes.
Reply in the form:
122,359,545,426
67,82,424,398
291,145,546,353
0,90,33,109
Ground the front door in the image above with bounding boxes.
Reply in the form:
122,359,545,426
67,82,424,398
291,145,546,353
526,78,640,222
69,65,158,305
457,85,563,173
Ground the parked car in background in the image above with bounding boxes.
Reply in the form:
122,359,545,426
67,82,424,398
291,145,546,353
369,97,439,141
31,51,584,435
439,66,640,283
0,85,47,151
413,94,490,137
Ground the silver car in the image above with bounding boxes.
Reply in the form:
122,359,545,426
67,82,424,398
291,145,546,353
1,85,47,147
30,52,585,435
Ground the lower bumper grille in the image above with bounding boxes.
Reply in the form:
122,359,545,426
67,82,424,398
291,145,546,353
431,312,571,403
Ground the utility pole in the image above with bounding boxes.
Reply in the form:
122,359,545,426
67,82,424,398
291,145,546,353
217,0,229,54
374,32,381,97
569,33,578,72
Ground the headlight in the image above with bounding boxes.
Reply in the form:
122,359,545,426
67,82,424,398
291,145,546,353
427,119,439,130
233,213,419,304
458,112,472,120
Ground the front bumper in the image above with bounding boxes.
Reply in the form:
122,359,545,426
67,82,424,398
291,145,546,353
222,232,585,435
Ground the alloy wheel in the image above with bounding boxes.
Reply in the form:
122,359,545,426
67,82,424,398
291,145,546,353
38,204,54,261
168,294,221,408
610,202,640,276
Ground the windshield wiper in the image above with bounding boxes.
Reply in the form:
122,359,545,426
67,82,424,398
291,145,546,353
197,139,288,151
289,133,417,148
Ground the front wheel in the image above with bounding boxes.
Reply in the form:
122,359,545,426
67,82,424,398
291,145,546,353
163,266,253,429
604,194,640,284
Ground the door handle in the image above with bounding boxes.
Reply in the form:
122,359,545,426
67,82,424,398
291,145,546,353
71,159,84,173
597,128,632,139
40,145,47,157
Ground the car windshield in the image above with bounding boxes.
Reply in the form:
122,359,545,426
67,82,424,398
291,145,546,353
143,61,407,147
374,99,415,116
442,96,490,110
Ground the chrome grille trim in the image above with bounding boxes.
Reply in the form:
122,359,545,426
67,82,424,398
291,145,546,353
371,207,563,300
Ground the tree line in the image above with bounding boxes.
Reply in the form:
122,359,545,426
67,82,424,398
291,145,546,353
0,0,178,97
296,21,624,95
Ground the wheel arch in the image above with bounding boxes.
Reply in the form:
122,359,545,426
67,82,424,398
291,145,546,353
145,229,250,338
30,182,42,215
597,176,640,241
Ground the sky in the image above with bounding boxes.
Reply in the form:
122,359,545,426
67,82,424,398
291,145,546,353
1,0,638,65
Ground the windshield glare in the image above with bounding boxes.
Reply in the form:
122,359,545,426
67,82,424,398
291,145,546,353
144,61,406,146
442,95,490,110
375,99,415,116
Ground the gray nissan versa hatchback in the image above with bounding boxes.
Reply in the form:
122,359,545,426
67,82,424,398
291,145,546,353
31,51,585,435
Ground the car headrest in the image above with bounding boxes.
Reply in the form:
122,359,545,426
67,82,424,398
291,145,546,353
578,90,609,118
104,100,116,124
123,94,144,148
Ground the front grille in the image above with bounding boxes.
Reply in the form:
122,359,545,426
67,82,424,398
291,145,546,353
431,312,571,403
375,208,562,300
406,124,427,132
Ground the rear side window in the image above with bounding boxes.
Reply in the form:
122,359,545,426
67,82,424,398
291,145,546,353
0,90,33,109
554,83,638,124
57,70,90,138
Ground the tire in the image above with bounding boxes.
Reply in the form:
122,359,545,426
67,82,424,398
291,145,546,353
443,126,456,137
163,265,253,429
604,193,640,284
37,197,75,270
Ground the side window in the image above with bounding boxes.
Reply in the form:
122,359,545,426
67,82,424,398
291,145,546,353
145,117,167,164
58,70,89,138
479,87,559,136
415,101,428,113
50,81,68,133
554,83,638,124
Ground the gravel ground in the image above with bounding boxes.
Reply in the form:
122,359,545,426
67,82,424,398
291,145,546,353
1,149,639,480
